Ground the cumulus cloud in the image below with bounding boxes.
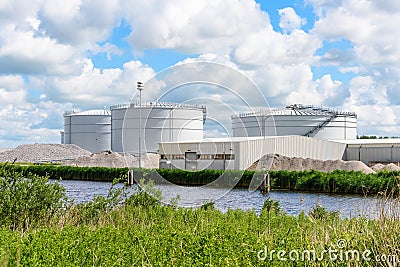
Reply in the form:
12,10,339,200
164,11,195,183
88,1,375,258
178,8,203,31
0,74,74,147
124,0,270,54
91,43,123,60
41,59,155,107
1,0,399,146
0,24,77,75
39,0,122,46
306,0,400,135
278,7,307,33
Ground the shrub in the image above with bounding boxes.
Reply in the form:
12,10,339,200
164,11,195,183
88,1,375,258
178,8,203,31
125,179,162,208
308,205,340,220
261,198,281,214
0,165,66,230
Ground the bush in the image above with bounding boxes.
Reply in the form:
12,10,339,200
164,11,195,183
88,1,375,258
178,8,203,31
308,205,340,220
261,198,281,214
0,165,66,230
125,179,162,208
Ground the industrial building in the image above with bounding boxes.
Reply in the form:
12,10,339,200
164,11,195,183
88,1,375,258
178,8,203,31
110,102,206,154
232,104,357,140
61,102,400,170
63,110,111,153
158,137,400,170
159,136,347,170
340,139,400,164
159,104,399,170
63,102,206,154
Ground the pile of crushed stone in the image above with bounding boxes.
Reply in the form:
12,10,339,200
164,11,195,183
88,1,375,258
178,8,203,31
63,151,160,169
0,148,12,153
0,144,91,163
248,154,375,174
371,163,400,172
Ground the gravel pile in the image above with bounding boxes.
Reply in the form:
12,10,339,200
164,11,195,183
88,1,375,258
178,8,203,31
0,144,91,163
249,154,375,174
371,163,400,172
0,148,12,153
63,151,160,168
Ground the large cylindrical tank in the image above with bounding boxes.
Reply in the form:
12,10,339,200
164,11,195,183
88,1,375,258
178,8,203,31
232,104,357,140
111,102,206,154
63,110,111,153
60,131,65,144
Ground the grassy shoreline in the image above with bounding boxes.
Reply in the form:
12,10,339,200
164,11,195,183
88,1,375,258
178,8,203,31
1,200,399,266
1,165,400,265
1,163,400,195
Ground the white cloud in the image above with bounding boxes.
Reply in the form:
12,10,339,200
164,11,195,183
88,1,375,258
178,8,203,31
91,43,123,60
42,59,155,107
278,7,307,33
0,74,74,147
0,24,77,75
233,25,320,67
124,0,270,54
307,0,400,135
39,0,122,46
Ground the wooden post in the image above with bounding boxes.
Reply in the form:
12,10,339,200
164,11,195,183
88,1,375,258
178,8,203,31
260,172,270,194
127,170,134,185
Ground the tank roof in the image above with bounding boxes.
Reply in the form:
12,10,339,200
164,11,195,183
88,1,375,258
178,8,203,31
63,109,111,116
232,104,357,119
110,102,206,110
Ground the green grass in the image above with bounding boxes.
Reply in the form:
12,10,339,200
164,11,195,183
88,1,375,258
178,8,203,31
1,165,400,266
1,203,399,266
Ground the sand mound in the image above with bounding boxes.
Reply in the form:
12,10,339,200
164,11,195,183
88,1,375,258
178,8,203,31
249,154,375,174
0,144,91,163
63,151,160,168
371,163,400,172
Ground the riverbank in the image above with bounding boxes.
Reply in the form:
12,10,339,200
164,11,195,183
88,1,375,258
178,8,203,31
1,166,399,266
2,163,400,195
1,205,398,266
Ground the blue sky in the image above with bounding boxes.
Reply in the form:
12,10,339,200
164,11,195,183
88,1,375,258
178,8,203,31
0,0,399,147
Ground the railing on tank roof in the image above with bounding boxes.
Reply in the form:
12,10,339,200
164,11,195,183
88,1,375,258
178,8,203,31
110,102,206,110
63,109,111,116
231,104,357,119
110,102,207,123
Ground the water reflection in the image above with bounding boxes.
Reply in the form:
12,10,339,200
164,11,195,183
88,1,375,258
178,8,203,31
58,180,396,219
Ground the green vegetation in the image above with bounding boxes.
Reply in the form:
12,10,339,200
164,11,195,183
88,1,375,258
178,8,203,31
0,165,400,266
2,163,400,195
0,166,66,230
271,169,400,195
0,163,128,182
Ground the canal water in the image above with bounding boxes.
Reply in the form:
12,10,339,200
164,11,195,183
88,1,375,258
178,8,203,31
59,180,395,219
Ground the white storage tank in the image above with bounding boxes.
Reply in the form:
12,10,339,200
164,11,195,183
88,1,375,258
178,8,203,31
232,104,357,140
63,110,111,153
111,102,206,154
60,131,65,144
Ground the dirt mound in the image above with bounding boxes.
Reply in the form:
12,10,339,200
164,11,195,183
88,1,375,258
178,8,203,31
371,163,385,172
249,154,375,174
63,151,160,168
0,148,12,153
0,144,91,163
371,163,400,172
